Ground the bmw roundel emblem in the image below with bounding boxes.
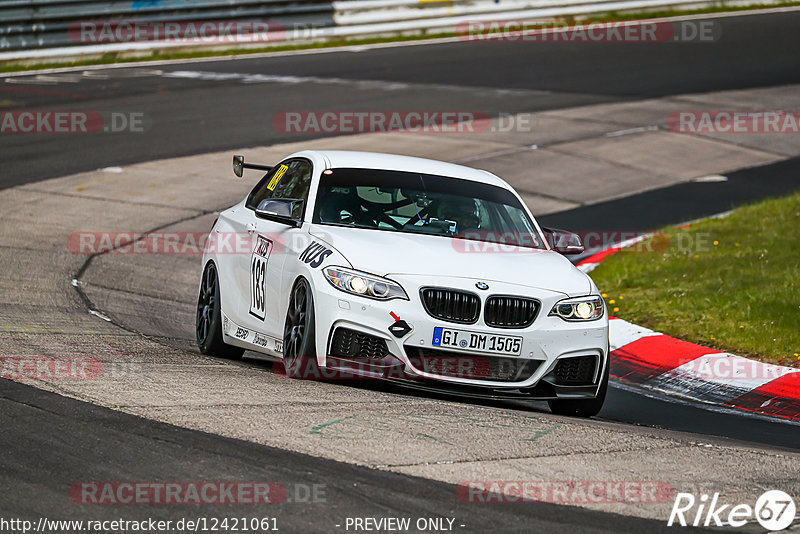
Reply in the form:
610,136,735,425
475,282,489,290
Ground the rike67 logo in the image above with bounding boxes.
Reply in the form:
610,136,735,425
668,490,796,530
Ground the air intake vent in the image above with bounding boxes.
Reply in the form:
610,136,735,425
484,296,539,328
420,288,480,324
552,355,597,385
330,328,389,359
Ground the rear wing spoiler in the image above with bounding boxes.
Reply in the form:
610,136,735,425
232,155,272,177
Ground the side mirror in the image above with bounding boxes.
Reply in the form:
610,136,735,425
542,227,584,255
255,199,303,227
233,155,245,177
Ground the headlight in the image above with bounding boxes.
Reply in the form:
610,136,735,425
549,295,604,321
323,267,408,301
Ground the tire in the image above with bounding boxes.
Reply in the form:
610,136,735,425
282,278,320,379
547,355,609,417
196,261,244,360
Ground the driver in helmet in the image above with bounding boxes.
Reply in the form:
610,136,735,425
435,197,480,233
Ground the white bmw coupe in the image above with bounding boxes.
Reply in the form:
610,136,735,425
197,150,609,416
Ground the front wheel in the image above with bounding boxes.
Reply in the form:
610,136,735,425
547,356,609,417
196,261,244,360
282,278,320,379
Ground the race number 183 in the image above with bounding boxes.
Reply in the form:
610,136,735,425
250,235,273,320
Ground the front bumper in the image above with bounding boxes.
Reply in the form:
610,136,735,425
312,273,609,398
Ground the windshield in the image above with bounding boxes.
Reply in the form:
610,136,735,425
312,168,546,249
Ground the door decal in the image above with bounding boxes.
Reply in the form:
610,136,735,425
249,234,273,320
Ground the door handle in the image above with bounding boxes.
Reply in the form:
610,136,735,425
246,222,257,233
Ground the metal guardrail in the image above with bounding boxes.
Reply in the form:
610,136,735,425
333,0,587,25
0,0,335,50
0,0,766,58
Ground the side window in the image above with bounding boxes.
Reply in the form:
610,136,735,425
246,159,313,218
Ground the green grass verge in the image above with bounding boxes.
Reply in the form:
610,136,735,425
590,191,800,367
2,2,800,73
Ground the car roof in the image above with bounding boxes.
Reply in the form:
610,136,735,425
291,150,512,189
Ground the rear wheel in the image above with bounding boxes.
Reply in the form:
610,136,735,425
282,278,320,379
547,356,609,417
196,262,244,360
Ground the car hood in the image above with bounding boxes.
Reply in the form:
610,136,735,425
309,225,592,297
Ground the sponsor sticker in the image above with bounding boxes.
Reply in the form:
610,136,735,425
249,235,273,320
222,313,281,352
267,164,288,191
298,242,333,268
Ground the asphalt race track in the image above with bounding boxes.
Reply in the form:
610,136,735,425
2,10,800,189
2,379,685,534
2,8,800,533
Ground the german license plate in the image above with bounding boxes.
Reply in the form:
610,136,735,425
431,327,522,356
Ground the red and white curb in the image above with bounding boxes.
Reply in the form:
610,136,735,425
607,318,800,421
576,240,800,422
